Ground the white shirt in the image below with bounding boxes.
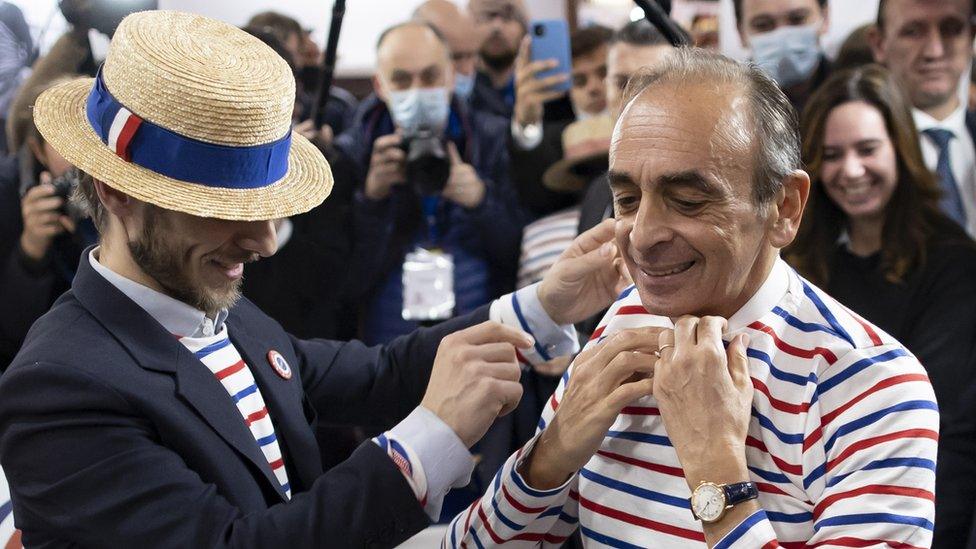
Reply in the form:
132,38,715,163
914,105,976,236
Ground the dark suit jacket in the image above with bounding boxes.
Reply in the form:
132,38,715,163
508,118,578,219
0,250,489,548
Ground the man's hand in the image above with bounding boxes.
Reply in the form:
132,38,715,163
654,317,753,487
442,142,486,209
20,173,74,262
364,133,406,200
537,218,632,326
421,321,534,448
513,36,569,128
519,327,663,489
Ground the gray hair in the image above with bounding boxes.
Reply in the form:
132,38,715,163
621,47,800,208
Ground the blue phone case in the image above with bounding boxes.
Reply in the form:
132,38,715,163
529,19,572,93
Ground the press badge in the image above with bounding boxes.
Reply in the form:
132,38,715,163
402,247,455,321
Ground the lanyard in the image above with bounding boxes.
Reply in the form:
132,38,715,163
422,195,442,246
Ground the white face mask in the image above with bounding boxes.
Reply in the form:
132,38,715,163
750,24,822,88
386,87,451,136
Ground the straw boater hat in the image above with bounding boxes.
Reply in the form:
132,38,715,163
31,10,332,221
542,114,612,193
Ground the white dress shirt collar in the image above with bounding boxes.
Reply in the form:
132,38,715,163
913,103,967,135
725,256,790,333
88,248,228,338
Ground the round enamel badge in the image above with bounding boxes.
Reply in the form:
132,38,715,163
267,350,292,380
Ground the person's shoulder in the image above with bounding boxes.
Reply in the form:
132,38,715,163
227,296,295,343
926,224,976,262
7,292,116,376
333,93,385,157
919,221,976,282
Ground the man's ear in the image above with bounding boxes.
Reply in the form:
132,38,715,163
373,74,387,103
867,24,887,64
767,170,810,249
94,179,134,219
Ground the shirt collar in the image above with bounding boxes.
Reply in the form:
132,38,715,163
725,256,790,333
913,103,967,134
88,248,228,338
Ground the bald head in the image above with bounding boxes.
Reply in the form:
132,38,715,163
415,0,482,77
375,22,454,99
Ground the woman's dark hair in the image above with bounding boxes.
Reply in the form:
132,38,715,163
785,64,967,286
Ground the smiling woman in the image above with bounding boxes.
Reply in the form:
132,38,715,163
785,63,976,544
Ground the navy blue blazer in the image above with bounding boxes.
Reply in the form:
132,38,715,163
0,251,489,547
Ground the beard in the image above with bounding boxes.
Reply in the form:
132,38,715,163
480,35,517,72
128,207,245,317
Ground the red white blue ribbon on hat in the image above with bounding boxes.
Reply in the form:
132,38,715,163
84,69,293,189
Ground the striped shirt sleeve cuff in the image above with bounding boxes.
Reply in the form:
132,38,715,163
713,509,778,549
452,433,577,545
377,406,475,520
490,283,579,368
507,434,577,503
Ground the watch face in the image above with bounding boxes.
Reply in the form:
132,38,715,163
691,483,726,522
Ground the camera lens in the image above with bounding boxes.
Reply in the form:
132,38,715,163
534,24,545,37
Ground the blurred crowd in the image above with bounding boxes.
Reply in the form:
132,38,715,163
2,0,976,545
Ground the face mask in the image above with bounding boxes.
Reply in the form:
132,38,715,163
387,87,450,136
750,24,821,88
454,71,476,101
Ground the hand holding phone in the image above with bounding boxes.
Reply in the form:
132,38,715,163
529,20,571,92
513,20,571,127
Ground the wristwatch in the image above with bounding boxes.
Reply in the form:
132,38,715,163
689,481,758,523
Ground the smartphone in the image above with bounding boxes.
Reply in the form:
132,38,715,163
529,19,572,93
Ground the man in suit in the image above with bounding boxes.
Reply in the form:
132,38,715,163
0,11,630,547
870,0,976,237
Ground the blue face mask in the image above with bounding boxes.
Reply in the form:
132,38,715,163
454,71,476,101
750,24,821,88
387,87,451,136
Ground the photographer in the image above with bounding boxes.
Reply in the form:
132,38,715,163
334,21,522,346
0,78,96,369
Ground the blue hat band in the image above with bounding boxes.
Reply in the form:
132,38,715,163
84,70,293,190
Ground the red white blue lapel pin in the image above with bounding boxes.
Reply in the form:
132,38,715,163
267,350,292,380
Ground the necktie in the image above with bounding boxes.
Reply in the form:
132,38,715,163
923,128,968,226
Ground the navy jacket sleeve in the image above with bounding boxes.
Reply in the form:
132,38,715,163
293,303,491,428
507,119,578,218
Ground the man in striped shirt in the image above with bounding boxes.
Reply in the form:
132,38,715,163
448,48,937,547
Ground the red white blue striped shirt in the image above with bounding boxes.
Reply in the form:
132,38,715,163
178,330,291,499
446,258,938,548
